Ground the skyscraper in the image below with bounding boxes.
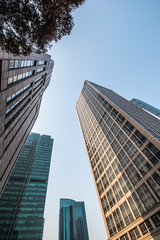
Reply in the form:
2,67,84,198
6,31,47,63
0,132,53,240
76,81,160,240
130,98,160,119
0,49,54,195
59,198,89,240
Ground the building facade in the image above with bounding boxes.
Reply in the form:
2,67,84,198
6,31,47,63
59,198,89,240
0,49,54,195
76,81,160,240
130,98,160,119
0,132,53,240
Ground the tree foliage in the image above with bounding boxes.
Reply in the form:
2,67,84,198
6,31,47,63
0,0,85,55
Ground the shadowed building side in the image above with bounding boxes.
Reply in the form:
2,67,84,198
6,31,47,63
0,49,54,195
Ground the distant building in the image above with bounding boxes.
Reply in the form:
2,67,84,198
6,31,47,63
76,81,160,240
0,133,53,240
130,98,160,119
0,49,54,195
59,198,89,240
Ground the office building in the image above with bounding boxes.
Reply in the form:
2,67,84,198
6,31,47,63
130,98,160,119
0,132,53,240
0,49,54,195
59,198,89,240
76,81,160,240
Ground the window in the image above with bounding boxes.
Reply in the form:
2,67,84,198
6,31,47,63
137,183,157,210
106,104,113,113
120,234,129,240
9,60,14,69
131,130,146,148
102,138,109,150
37,67,44,73
124,140,137,158
119,173,132,194
129,227,141,240
118,150,129,167
94,152,100,163
123,121,134,135
37,60,45,65
102,155,109,168
128,195,140,218
6,84,31,104
111,123,119,135
113,208,124,231
107,166,115,183
112,181,123,201
98,145,104,157
106,147,115,162
91,159,96,169
106,131,114,144
139,219,153,235
143,147,158,165
132,192,145,214
106,116,113,127
126,164,141,186
106,214,117,237
112,159,122,176
8,77,13,84
151,211,160,227
8,71,33,85
15,60,19,68
147,142,160,159
147,173,160,199
97,162,104,175
120,201,134,225
101,174,109,189
111,139,121,154
97,180,104,195
101,195,110,214
134,154,152,176
107,189,116,208
111,108,118,119
116,114,125,126
116,130,127,145
94,168,99,181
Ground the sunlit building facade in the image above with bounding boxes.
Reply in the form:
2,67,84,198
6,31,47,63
59,198,89,240
76,81,160,240
0,49,54,195
0,133,53,240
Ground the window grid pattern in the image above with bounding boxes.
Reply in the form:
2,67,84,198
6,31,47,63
76,81,160,239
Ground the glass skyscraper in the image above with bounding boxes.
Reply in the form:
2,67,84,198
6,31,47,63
59,198,89,240
130,98,160,119
76,81,160,240
0,132,53,240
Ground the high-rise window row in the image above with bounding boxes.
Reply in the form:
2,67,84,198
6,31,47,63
76,81,160,240
0,49,54,195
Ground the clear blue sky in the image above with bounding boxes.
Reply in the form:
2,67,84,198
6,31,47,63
32,1,160,239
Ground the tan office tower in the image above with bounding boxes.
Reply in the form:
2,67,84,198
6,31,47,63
0,49,54,195
76,81,160,240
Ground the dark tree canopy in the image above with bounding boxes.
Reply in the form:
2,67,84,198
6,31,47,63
0,0,85,56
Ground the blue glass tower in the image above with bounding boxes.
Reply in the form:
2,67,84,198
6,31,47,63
59,198,89,240
130,98,160,118
0,133,53,240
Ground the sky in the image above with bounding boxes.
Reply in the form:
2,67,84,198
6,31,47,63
32,1,160,240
